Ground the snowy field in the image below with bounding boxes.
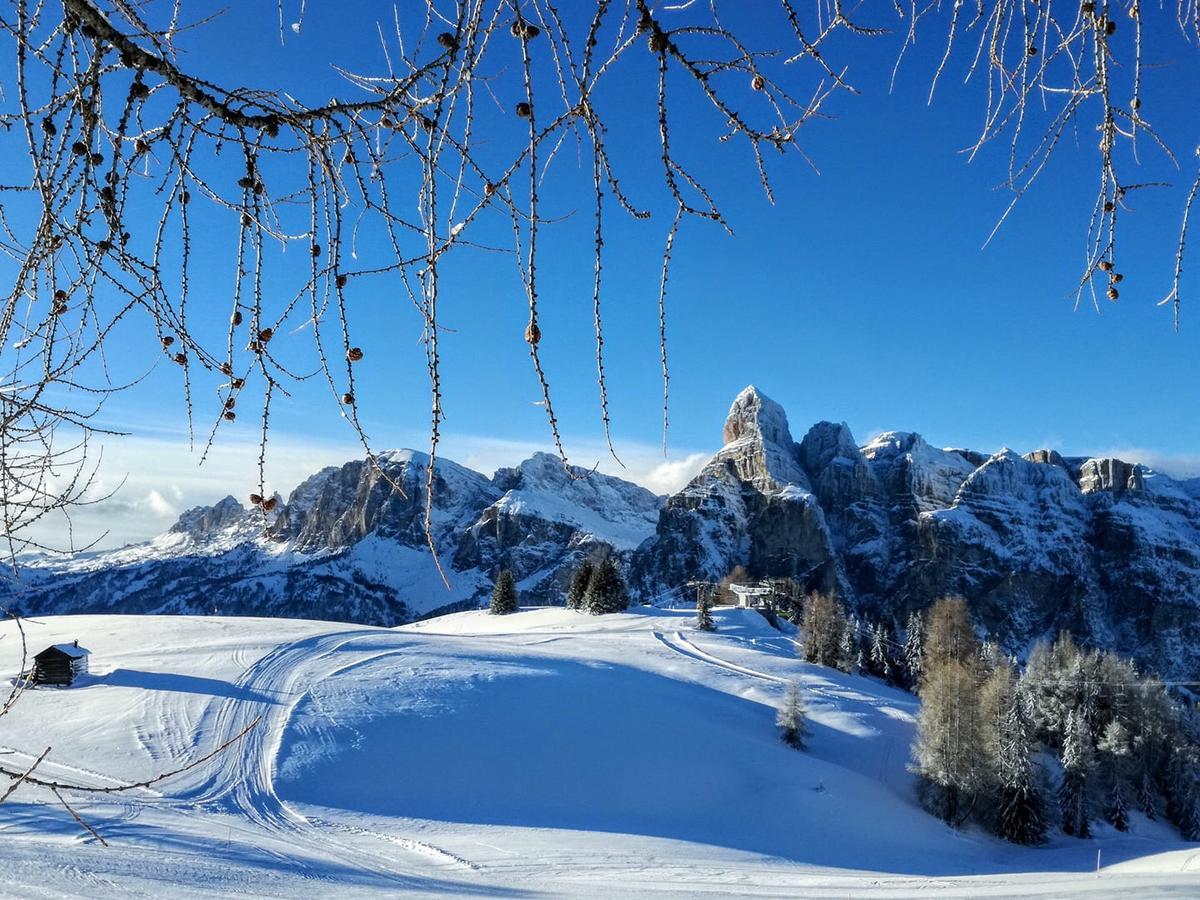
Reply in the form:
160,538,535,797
0,607,1196,898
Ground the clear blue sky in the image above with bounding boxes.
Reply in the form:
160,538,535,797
7,3,1200,545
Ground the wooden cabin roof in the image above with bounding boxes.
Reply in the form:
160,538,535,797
35,642,90,661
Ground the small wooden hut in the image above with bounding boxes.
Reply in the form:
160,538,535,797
32,640,90,686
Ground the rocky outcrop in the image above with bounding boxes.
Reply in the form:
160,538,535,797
631,388,839,599
169,495,250,541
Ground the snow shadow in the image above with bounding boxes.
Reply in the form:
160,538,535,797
275,652,1016,876
97,668,280,704
0,802,540,896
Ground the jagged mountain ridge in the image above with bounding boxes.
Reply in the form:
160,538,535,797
6,449,660,624
632,386,1200,677
8,386,1200,676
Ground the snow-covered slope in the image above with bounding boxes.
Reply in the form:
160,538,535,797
0,609,1194,898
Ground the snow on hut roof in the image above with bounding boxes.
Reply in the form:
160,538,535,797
38,642,90,659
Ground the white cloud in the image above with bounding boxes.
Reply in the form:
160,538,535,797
1085,447,1200,480
143,490,178,518
635,453,709,495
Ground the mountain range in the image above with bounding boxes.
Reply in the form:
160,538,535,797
8,386,1200,677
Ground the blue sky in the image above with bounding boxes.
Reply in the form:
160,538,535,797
8,3,1200,547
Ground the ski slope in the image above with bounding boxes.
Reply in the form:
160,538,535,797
0,607,1196,898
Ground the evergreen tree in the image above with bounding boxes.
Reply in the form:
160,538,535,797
869,621,894,683
695,586,716,632
994,693,1047,845
1138,770,1158,821
1020,639,1062,746
903,610,924,689
565,560,593,610
777,680,809,749
1165,741,1200,840
979,660,1017,770
1098,719,1132,832
1105,781,1130,832
583,556,629,615
768,577,805,623
1058,708,1094,838
489,569,518,615
978,640,1005,678
837,617,857,674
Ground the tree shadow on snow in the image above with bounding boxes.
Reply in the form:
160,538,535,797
0,802,541,897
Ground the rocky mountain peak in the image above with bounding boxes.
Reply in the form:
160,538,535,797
492,451,571,492
1024,448,1068,469
169,495,248,541
798,420,860,474
723,385,793,447
712,385,809,493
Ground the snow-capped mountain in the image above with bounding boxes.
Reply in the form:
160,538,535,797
632,386,1200,678
4,449,660,624
7,385,1200,676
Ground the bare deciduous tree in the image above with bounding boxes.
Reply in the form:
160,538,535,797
1,0,1197,571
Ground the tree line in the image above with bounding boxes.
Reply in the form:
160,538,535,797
798,592,1200,844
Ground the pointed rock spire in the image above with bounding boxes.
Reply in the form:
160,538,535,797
715,386,808,492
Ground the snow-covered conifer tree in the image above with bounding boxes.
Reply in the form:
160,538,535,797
489,569,518,615
869,622,894,683
565,561,593,610
978,640,1005,678
903,610,924,688
1165,742,1200,840
994,693,1047,845
837,618,857,674
695,587,716,632
1098,719,1132,832
776,680,809,750
1058,708,1094,838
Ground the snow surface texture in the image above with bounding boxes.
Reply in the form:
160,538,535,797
10,386,1200,677
0,609,1195,899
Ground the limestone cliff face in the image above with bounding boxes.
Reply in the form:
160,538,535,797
632,387,1200,678
630,387,839,598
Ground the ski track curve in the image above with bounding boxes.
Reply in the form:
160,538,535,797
159,628,480,884
654,630,790,685
652,630,896,711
